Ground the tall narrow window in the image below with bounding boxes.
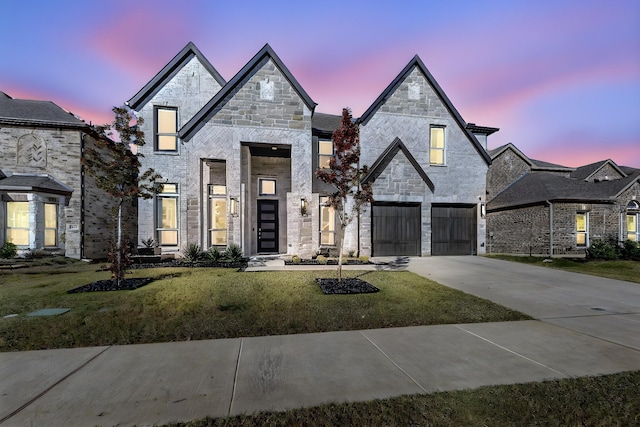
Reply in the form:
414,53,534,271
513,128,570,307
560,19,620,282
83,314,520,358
209,185,227,247
576,212,588,246
156,184,178,246
6,202,29,246
44,203,57,247
318,140,333,169
320,196,336,246
155,107,178,151
628,214,638,241
429,126,445,165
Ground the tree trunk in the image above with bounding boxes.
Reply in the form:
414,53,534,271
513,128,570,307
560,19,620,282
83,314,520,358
116,202,122,287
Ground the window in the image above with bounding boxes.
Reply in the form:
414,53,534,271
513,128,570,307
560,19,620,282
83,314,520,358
318,140,333,169
320,196,336,246
259,178,276,196
155,107,178,151
156,184,178,246
429,126,445,165
6,202,29,246
44,203,57,247
576,212,588,246
209,185,227,246
628,214,638,242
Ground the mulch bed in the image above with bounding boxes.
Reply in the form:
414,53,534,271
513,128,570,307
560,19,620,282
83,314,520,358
68,278,155,293
285,259,369,266
316,278,379,294
129,260,247,270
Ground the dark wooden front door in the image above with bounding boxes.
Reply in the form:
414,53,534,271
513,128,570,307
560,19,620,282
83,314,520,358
431,205,476,255
257,200,278,253
372,203,421,256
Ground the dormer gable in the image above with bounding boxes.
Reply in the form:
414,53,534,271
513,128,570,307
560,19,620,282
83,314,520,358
180,43,317,141
127,42,226,111
571,159,627,182
358,54,490,165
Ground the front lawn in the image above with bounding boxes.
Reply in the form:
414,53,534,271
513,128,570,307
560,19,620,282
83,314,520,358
0,263,528,351
488,255,640,284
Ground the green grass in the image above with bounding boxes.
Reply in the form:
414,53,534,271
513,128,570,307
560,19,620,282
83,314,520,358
0,263,528,351
487,255,640,284
164,371,640,426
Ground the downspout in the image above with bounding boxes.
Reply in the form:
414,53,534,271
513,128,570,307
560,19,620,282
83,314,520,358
546,200,553,256
80,131,86,259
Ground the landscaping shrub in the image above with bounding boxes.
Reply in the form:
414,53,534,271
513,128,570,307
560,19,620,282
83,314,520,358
359,255,369,264
223,243,244,262
0,241,18,259
621,239,640,260
291,255,301,264
182,243,204,261
316,255,327,264
586,240,619,260
207,246,222,262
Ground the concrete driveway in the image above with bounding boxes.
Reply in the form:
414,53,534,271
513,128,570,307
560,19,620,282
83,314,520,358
408,256,640,351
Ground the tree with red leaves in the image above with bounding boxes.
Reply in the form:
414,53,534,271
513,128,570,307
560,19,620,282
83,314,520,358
83,106,161,286
316,108,373,281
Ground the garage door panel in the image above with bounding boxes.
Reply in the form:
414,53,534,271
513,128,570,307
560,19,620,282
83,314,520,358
432,205,476,255
372,203,420,256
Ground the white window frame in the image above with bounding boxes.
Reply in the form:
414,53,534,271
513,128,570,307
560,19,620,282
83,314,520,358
319,196,336,246
208,185,227,247
44,203,57,247
576,212,588,247
318,139,333,169
429,126,446,166
156,183,179,246
6,201,30,246
627,212,639,242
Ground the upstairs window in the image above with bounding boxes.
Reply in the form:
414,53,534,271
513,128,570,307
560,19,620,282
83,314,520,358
429,126,445,165
155,107,178,151
576,212,588,247
318,140,333,169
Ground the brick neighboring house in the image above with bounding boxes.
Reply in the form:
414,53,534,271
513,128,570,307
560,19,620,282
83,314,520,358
128,42,495,258
0,91,135,259
486,143,640,255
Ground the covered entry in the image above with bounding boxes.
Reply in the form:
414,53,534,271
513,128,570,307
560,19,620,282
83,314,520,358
432,204,477,255
372,202,421,256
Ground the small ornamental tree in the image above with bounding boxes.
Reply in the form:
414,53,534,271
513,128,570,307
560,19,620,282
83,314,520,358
83,106,162,286
316,108,373,281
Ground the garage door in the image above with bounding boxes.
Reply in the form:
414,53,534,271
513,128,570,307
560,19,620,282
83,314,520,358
372,203,421,256
432,205,476,255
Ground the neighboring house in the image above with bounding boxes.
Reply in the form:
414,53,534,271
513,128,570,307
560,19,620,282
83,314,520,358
0,91,134,258
486,143,640,255
128,42,495,258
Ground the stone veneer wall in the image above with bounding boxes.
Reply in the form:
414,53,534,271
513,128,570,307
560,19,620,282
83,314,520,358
586,163,626,182
487,148,531,199
487,205,550,255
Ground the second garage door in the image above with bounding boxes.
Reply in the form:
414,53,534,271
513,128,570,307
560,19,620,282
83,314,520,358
372,202,421,256
431,205,477,255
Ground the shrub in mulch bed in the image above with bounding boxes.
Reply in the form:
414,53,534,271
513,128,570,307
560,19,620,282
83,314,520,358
286,259,369,266
316,278,379,294
68,278,155,293
128,260,248,270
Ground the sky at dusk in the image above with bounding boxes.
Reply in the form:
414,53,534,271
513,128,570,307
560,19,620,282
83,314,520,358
1,0,639,168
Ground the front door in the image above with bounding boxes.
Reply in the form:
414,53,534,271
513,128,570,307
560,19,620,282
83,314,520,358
257,200,279,253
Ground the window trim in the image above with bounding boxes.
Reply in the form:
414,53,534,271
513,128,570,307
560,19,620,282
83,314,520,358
44,203,57,247
576,212,588,247
429,126,446,166
156,183,179,246
627,213,639,242
319,196,336,246
318,139,333,169
154,106,178,152
259,178,277,196
208,184,228,247
6,201,30,247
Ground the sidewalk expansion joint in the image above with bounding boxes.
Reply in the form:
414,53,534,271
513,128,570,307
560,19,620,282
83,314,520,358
0,345,112,425
359,331,428,394
454,325,567,377
228,338,243,415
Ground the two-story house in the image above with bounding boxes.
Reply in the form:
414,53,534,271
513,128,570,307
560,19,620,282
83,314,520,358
128,42,495,258
0,91,134,258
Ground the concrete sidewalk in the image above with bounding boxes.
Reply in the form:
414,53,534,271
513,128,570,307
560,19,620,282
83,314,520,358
2,256,639,426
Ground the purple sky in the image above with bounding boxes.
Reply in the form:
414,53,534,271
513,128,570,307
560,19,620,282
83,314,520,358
2,0,639,167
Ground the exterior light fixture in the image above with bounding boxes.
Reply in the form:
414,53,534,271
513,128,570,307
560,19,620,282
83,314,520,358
300,198,308,216
230,198,239,216
480,203,486,218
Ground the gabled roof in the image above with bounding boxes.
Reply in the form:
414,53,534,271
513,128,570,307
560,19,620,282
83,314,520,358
357,55,491,165
488,169,640,211
312,112,341,139
362,137,434,192
180,43,317,141
127,42,226,110
489,143,573,173
0,92,87,128
0,173,73,196
570,159,627,181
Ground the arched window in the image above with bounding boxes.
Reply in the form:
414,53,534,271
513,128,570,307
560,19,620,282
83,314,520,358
626,200,640,211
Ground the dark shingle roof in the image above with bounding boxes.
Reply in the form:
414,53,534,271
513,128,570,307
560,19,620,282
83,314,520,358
570,159,627,181
0,93,86,128
466,123,499,136
0,174,73,196
488,170,640,211
312,112,341,138
489,143,573,172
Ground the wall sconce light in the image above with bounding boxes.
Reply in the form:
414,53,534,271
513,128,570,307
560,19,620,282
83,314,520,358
300,198,308,216
230,198,239,216
480,203,486,219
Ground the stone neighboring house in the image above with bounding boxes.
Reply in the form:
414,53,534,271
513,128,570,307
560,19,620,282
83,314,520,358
0,91,135,258
128,42,495,258
486,143,640,255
